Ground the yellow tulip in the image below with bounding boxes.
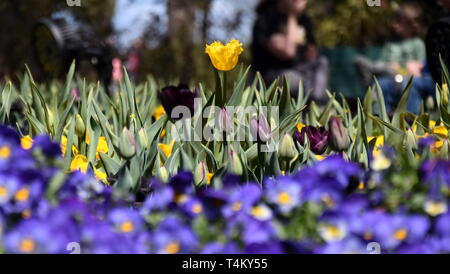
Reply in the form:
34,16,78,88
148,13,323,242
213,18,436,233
205,39,244,71
70,155,89,173
158,139,175,158
153,105,165,121
21,135,33,150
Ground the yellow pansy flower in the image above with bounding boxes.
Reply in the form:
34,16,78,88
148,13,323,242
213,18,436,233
70,155,89,173
158,139,175,158
21,136,33,150
205,39,244,71
153,105,165,121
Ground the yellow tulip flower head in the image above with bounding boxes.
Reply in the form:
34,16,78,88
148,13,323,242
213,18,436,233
70,155,89,173
205,39,244,71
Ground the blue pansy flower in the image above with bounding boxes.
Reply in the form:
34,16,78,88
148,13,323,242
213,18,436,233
151,216,198,254
107,207,144,235
265,177,302,214
315,237,368,254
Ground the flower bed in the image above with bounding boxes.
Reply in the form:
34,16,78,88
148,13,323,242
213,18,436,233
0,126,449,254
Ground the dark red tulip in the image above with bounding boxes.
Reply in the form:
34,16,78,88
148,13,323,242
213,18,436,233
294,125,329,155
158,84,197,121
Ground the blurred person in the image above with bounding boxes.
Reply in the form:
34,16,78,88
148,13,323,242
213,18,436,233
251,0,329,104
127,40,143,82
112,58,123,93
355,1,433,113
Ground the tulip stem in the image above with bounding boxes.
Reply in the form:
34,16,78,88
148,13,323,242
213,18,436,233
222,71,227,106
284,159,290,174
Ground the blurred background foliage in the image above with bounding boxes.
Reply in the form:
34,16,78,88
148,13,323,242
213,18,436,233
0,0,446,91
0,0,115,76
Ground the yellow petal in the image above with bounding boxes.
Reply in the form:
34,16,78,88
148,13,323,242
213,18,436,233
371,153,391,171
296,123,306,132
153,105,165,121
85,130,90,144
206,173,214,185
70,155,89,173
96,136,109,160
433,125,448,139
158,139,175,158
94,168,108,184
61,136,68,156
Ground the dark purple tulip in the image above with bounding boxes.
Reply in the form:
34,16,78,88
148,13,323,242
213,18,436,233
158,84,197,121
294,125,329,155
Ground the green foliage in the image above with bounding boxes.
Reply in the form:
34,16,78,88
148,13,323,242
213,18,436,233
1,56,449,195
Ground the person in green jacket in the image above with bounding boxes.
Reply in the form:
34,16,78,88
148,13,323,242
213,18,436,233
355,1,433,113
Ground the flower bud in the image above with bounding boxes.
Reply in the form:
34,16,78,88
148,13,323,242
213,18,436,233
440,139,450,159
158,84,197,122
75,114,86,138
47,109,55,129
194,161,209,186
328,117,350,152
228,150,243,175
158,166,169,183
119,127,136,159
218,108,232,133
250,114,270,142
426,96,435,110
443,84,449,106
138,128,149,150
405,128,417,149
279,133,298,160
